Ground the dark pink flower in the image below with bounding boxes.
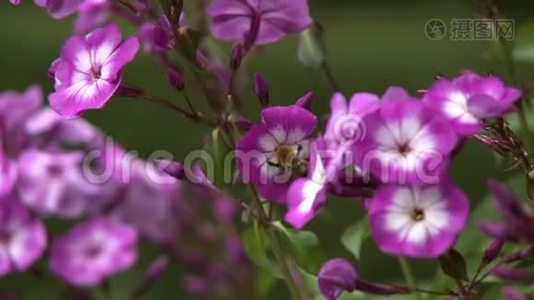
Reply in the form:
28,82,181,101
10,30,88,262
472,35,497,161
207,0,312,47
17,149,100,218
368,179,469,257
423,71,521,136
237,105,317,203
49,23,139,119
49,217,138,286
354,93,458,185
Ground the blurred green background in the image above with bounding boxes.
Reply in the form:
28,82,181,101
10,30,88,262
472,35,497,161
1,0,534,299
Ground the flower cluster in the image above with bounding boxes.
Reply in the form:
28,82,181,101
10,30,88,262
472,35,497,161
5,0,532,299
0,87,249,296
238,71,520,262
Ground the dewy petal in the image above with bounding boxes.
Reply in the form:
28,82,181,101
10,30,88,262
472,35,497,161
368,180,469,258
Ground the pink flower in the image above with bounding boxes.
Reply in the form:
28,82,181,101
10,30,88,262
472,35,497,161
237,104,317,203
0,200,47,276
49,217,138,286
49,23,139,119
354,90,458,185
207,0,312,47
423,71,521,136
368,179,469,257
17,149,100,218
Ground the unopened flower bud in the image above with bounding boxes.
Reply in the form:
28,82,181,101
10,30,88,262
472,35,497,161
147,255,170,280
492,265,534,283
355,280,412,295
230,43,244,70
116,84,144,98
502,287,529,300
167,68,185,91
253,73,269,107
235,116,254,133
154,159,185,179
478,222,509,240
295,92,314,110
483,239,505,264
318,259,357,300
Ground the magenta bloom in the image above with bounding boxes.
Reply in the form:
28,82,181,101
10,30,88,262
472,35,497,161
423,71,521,136
17,149,99,218
354,95,458,185
49,23,139,119
0,200,47,276
368,180,468,257
49,218,138,287
237,105,317,203
9,0,21,5
207,0,312,46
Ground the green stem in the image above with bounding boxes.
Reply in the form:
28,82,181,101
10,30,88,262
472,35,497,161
268,228,306,300
321,61,339,92
248,186,308,300
398,258,421,300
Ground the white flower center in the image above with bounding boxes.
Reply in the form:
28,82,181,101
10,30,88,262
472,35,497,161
385,187,449,244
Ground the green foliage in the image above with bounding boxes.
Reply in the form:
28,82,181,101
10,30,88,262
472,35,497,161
297,26,325,69
513,20,534,64
438,249,469,282
340,218,370,261
241,223,282,279
272,221,325,274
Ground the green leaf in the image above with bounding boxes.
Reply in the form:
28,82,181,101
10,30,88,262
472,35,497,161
255,269,278,298
240,224,281,278
513,20,534,63
272,222,325,274
438,248,469,281
297,26,325,69
340,218,370,261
